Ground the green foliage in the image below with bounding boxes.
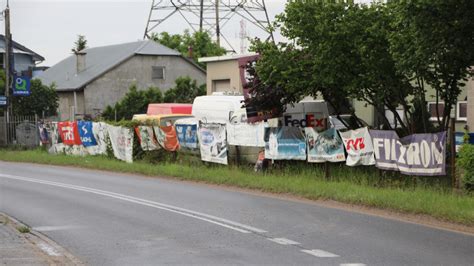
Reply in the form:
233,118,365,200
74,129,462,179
101,84,163,121
151,30,226,67
11,79,58,116
388,0,474,131
71,34,87,53
163,76,205,103
458,144,474,191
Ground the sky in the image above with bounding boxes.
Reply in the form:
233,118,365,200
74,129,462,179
3,0,370,67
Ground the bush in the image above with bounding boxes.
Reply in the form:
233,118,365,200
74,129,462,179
458,144,474,191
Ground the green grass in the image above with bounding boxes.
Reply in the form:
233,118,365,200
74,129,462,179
0,149,473,226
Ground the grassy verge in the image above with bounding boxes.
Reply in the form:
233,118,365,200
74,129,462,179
0,149,473,226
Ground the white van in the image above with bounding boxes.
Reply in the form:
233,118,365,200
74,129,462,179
192,95,247,124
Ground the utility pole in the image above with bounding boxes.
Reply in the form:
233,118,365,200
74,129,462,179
215,1,220,47
4,1,11,138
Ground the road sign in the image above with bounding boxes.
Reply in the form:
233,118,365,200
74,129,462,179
0,95,7,106
13,76,31,96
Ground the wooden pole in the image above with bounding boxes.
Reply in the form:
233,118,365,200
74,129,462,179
450,118,456,189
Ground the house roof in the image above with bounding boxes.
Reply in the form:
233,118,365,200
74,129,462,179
0,34,45,62
198,53,258,63
38,40,204,92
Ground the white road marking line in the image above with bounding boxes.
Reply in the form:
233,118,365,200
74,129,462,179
340,264,366,266
33,225,82,232
268,238,301,245
301,249,340,258
37,243,61,257
0,173,267,234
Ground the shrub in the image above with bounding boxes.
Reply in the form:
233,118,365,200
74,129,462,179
458,144,474,191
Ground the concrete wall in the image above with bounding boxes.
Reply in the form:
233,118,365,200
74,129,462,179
205,60,241,95
83,55,206,116
57,91,85,121
467,78,474,132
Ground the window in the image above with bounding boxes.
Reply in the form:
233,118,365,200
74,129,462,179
212,79,231,92
457,101,467,121
427,102,445,121
152,66,165,80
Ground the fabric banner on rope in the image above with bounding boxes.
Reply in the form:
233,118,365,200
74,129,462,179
175,123,198,150
58,121,82,146
154,126,179,151
77,121,97,147
86,122,108,155
370,130,446,176
107,125,133,163
339,127,375,166
305,127,345,163
136,126,159,151
198,123,228,165
264,127,306,160
37,122,50,145
226,122,265,147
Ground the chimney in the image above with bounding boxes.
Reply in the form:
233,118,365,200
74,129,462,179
76,51,86,73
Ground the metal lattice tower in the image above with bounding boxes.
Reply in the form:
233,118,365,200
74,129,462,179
143,0,274,53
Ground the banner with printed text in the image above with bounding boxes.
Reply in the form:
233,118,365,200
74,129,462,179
264,127,306,160
198,123,228,165
107,125,133,163
175,123,198,151
77,121,98,147
136,126,159,151
339,127,375,166
58,121,82,146
305,127,345,163
370,130,446,176
226,122,265,147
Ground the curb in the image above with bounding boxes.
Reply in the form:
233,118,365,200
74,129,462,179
0,212,83,265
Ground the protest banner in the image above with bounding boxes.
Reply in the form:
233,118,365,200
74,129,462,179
107,125,133,163
370,130,446,176
305,127,345,163
199,123,228,165
154,126,179,151
340,127,375,166
264,127,306,160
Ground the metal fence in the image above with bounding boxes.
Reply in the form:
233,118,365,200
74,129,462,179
0,114,39,147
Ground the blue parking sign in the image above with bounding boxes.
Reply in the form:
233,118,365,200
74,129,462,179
13,76,31,96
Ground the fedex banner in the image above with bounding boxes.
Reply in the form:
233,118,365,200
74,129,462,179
339,127,375,166
370,130,446,176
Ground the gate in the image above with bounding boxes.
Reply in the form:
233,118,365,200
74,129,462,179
0,114,38,147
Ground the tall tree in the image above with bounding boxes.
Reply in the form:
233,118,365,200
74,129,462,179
71,35,87,53
101,85,163,121
389,0,474,131
151,30,226,67
163,76,205,103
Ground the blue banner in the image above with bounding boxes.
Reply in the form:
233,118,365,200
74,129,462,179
77,121,97,147
176,124,198,149
13,76,31,96
264,127,306,160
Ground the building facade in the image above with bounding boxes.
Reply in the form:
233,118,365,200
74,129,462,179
39,40,206,121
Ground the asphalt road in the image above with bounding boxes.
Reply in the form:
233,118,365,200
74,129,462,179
0,161,473,265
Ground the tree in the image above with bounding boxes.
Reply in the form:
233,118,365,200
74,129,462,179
11,79,59,116
389,0,474,131
101,85,163,121
71,35,87,53
151,30,226,67
163,76,206,103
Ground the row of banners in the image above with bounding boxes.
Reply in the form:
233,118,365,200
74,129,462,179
39,120,447,176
